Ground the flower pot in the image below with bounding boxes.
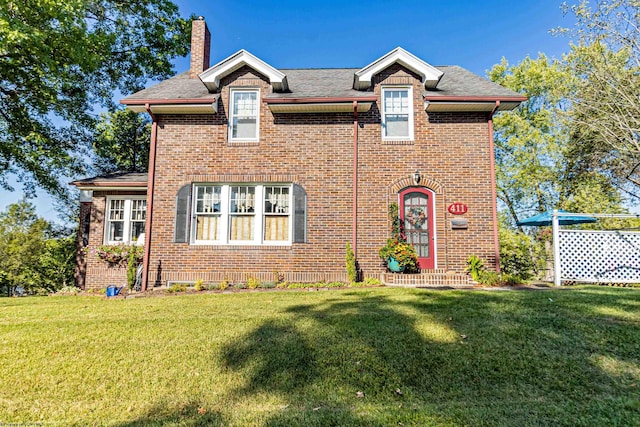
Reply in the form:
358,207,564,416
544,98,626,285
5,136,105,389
387,256,405,273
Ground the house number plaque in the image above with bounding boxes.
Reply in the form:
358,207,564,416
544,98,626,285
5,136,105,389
448,203,468,215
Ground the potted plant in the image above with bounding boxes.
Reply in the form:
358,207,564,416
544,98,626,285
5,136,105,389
379,238,418,273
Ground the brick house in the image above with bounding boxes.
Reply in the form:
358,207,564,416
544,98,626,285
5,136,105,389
72,18,525,290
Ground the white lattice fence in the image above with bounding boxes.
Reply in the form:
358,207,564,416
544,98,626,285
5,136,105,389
558,229,640,283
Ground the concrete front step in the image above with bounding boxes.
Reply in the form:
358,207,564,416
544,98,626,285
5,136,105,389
382,271,474,288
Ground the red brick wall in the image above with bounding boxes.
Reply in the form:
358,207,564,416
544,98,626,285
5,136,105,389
141,65,497,287
79,65,498,289
78,190,147,289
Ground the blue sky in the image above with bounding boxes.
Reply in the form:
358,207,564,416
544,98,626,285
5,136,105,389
1,0,577,224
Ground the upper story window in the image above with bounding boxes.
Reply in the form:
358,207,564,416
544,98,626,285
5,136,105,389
229,89,259,142
381,86,414,140
105,197,146,245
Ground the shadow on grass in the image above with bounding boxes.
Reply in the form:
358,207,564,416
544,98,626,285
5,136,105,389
112,401,225,426
117,288,640,426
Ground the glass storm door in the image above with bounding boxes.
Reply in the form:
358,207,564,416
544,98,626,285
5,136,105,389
400,188,435,269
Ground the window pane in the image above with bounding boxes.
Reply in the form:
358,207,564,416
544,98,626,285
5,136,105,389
196,186,221,213
130,221,145,242
230,186,255,213
109,199,125,220
109,221,124,242
230,215,253,240
233,117,257,139
196,215,220,241
265,186,289,214
385,114,409,137
264,216,289,241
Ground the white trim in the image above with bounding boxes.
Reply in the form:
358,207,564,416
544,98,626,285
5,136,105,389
228,88,260,143
354,47,443,90
199,49,288,92
103,196,147,245
381,86,414,141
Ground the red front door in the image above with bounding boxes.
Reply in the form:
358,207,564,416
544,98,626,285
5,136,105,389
400,188,435,269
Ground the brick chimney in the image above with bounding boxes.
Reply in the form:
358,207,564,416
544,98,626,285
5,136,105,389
189,17,211,79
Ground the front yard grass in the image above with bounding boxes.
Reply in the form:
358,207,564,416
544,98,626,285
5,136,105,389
1,286,639,426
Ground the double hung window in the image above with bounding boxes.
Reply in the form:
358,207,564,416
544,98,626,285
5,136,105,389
105,197,147,244
192,184,291,245
229,89,259,141
381,87,413,140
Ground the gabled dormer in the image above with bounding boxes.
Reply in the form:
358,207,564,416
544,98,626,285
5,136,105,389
353,47,444,91
199,49,289,93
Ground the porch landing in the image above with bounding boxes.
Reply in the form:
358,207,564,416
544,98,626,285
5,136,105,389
382,270,474,288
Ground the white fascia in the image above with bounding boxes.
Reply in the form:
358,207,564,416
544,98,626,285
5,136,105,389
353,47,443,91
199,49,288,92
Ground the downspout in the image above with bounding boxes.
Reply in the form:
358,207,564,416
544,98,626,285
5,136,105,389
353,101,358,258
488,101,501,273
142,104,158,291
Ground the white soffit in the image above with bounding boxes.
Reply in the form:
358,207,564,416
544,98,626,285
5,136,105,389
354,47,444,91
199,49,288,92
267,102,374,114
424,101,521,112
127,99,219,114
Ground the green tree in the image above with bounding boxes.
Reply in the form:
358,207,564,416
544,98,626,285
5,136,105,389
38,235,76,291
0,200,77,295
93,108,151,174
0,200,50,295
558,1,640,196
488,55,570,225
0,0,191,198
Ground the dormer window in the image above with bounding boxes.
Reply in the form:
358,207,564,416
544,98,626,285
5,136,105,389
381,86,414,141
230,89,259,141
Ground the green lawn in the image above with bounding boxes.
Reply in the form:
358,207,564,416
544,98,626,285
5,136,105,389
1,287,639,426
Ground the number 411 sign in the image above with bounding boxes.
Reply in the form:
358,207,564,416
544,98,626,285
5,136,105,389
448,203,468,215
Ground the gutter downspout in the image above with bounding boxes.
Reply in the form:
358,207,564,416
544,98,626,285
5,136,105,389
488,101,501,273
353,101,358,258
142,104,158,291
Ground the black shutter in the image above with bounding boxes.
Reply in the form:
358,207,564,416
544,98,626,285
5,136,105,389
293,184,306,243
174,184,192,243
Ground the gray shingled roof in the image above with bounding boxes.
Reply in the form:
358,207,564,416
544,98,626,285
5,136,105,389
71,172,149,186
122,65,521,102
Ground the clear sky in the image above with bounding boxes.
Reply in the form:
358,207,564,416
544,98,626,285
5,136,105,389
1,0,577,224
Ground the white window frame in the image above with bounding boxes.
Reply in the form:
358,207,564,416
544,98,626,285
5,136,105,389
381,86,414,141
191,184,292,246
229,88,260,142
104,196,147,245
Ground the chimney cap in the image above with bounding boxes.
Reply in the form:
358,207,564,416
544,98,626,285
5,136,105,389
197,16,204,20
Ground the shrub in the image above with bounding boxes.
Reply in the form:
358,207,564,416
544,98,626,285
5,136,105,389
465,255,485,281
247,276,261,289
261,281,277,289
194,279,205,291
167,283,187,293
219,278,230,291
56,285,81,295
346,242,357,283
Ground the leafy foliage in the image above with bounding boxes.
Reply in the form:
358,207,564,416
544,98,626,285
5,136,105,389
345,242,357,283
0,0,191,198
464,255,485,281
0,200,75,295
379,238,419,272
93,108,151,174
95,244,143,267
